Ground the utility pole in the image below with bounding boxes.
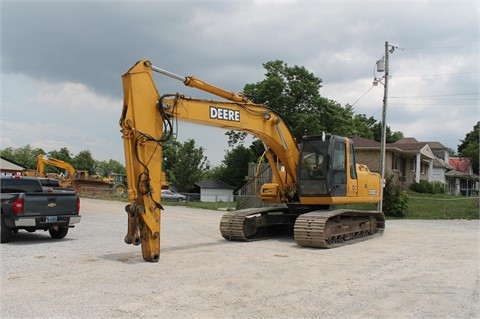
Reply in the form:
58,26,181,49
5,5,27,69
376,41,391,212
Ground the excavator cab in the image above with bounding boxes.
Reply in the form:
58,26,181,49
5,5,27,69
297,134,359,204
298,135,331,197
297,134,380,207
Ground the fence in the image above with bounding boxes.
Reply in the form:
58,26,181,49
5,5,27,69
76,186,479,219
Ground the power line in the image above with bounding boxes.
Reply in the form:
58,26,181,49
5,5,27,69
350,85,376,107
402,45,477,50
390,102,478,107
393,71,478,78
390,92,479,99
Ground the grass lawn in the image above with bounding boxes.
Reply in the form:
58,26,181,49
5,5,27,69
406,192,479,219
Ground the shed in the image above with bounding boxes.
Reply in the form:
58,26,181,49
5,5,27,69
0,156,25,176
195,180,235,202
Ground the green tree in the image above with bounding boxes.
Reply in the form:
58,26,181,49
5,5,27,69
219,145,256,191
249,139,267,161
242,60,327,142
0,147,15,161
0,145,45,169
47,147,73,163
96,159,126,177
458,122,479,174
232,60,384,148
447,147,457,157
162,139,182,183
289,112,325,140
372,123,404,143
350,113,377,139
203,164,227,181
320,99,355,136
72,150,96,175
169,139,207,192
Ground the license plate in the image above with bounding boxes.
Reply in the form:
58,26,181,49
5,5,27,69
46,216,57,223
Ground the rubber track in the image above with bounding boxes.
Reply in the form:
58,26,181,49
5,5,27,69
294,209,385,248
219,207,289,241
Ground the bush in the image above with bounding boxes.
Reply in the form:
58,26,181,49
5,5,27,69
409,180,446,194
431,181,447,194
383,175,409,217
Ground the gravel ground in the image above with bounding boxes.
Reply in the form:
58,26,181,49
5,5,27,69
1,198,479,319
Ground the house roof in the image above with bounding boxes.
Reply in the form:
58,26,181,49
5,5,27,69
445,169,479,181
395,137,418,143
424,141,447,150
389,142,436,159
394,137,447,150
433,157,451,169
351,136,438,159
350,136,380,148
449,157,471,173
0,156,26,171
195,179,235,189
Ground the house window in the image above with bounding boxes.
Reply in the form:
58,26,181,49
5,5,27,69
392,153,400,171
410,157,416,172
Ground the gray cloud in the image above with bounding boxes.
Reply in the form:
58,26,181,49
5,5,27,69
1,0,478,164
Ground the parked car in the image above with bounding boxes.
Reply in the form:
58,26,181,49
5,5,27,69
161,189,186,202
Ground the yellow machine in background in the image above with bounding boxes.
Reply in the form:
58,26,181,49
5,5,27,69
36,155,109,190
120,59,385,262
36,155,76,188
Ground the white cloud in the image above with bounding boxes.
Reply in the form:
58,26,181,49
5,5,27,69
36,82,118,113
1,73,124,161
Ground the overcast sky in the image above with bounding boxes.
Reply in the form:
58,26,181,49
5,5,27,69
1,0,478,166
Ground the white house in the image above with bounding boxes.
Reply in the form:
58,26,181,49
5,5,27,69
0,156,25,176
195,180,235,202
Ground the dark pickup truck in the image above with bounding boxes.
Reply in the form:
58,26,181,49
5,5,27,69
1,176,81,243
37,177,76,193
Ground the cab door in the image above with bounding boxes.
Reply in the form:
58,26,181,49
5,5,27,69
331,139,346,197
347,141,358,197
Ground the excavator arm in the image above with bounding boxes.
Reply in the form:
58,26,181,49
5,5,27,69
37,155,76,178
120,59,300,262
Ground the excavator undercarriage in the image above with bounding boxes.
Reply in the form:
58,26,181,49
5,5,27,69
220,208,385,248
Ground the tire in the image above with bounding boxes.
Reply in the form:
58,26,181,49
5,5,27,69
49,227,69,239
1,214,12,243
112,183,127,198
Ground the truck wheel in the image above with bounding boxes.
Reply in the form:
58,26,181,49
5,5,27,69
1,214,12,243
49,227,69,239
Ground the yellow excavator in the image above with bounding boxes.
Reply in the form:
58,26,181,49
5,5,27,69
37,155,109,191
36,155,76,188
120,59,385,262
